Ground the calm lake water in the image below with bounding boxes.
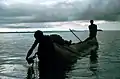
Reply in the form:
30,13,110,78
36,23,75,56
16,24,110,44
0,31,120,79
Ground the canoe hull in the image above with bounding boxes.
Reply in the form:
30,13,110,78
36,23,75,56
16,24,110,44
54,37,99,63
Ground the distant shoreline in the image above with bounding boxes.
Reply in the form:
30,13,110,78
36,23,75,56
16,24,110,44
1,30,120,33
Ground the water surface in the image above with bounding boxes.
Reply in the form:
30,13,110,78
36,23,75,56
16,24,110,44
0,31,120,79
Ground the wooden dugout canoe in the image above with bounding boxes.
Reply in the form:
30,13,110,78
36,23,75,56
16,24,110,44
50,35,99,63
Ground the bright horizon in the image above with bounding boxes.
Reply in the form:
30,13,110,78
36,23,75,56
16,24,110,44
0,20,120,32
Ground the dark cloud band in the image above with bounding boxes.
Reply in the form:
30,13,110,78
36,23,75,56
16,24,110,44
0,0,120,27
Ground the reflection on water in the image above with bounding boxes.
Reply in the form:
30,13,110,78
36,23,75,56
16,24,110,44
89,50,98,71
89,50,99,79
0,64,26,79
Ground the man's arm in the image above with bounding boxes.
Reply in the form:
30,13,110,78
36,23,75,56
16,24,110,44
95,24,103,31
97,29,103,31
26,40,38,59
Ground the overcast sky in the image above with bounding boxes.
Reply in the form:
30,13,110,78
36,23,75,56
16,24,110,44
0,0,120,28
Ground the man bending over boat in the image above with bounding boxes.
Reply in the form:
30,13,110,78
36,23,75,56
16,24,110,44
26,30,57,79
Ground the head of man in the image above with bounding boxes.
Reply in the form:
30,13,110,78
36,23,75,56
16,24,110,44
34,30,43,42
90,20,94,24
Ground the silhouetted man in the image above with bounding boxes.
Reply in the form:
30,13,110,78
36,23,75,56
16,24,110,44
89,20,97,38
85,20,97,41
26,30,57,79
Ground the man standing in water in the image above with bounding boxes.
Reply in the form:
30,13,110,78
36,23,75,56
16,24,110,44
89,20,97,39
85,20,99,72
26,30,57,79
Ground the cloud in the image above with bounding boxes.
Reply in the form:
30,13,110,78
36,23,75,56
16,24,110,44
0,0,120,28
